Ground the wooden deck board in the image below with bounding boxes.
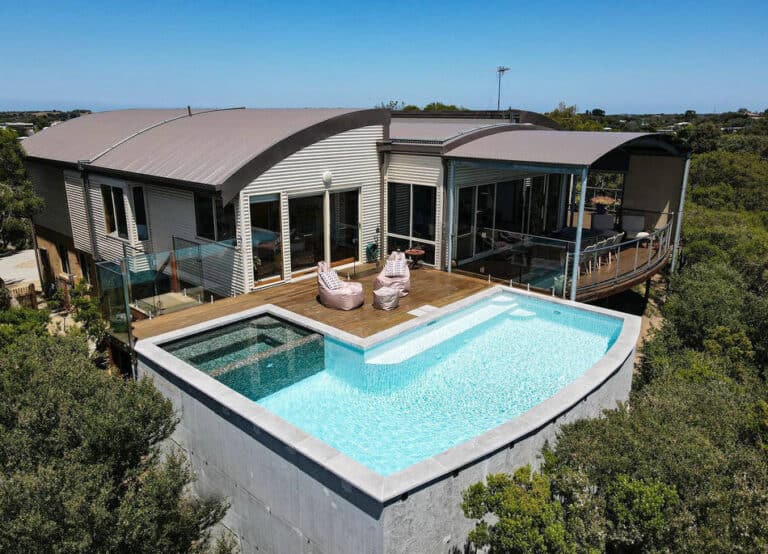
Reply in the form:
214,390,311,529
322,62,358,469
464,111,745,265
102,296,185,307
132,268,492,341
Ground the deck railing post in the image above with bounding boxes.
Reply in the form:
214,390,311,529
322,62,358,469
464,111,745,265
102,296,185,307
569,167,589,301
446,160,456,273
671,157,691,273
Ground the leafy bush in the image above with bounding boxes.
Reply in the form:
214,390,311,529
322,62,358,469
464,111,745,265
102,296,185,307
462,467,573,553
689,151,768,211
663,261,746,349
0,333,232,553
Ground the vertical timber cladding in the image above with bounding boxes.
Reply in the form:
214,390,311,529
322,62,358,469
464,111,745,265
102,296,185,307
238,125,384,287
384,153,444,267
622,155,686,228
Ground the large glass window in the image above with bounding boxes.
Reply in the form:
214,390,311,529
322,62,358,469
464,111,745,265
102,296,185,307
330,190,359,263
386,182,437,265
100,184,128,239
495,180,525,232
250,196,282,283
412,185,436,240
132,187,149,241
194,193,236,242
289,195,324,272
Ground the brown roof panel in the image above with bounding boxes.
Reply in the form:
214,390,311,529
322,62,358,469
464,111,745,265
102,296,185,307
22,108,390,202
445,130,675,167
22,109,187,164
390,118,513,142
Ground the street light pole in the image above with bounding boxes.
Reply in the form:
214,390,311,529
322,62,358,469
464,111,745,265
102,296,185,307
496,66,510,111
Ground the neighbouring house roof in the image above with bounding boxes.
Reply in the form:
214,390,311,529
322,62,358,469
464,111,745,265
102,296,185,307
22,108,390,203
445,130,684,169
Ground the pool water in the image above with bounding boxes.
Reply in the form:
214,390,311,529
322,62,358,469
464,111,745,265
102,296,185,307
163,293,622,476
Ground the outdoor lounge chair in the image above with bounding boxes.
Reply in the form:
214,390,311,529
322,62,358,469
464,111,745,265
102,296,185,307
316,261,364,310
374,251,411,297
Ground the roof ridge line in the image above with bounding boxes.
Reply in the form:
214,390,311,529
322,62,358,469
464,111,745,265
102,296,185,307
83,106,246,165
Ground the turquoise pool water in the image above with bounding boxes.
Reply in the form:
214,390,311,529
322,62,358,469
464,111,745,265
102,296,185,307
164,292,623,476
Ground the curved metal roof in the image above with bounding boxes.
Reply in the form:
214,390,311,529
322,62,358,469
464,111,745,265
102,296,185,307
23,108,390,203
445,130,683,167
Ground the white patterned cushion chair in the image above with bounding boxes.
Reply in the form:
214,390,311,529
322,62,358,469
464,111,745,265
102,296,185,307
374,251,411,297
316,261,364,310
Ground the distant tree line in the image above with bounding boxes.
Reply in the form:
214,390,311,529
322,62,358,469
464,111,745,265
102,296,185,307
0,109,90,131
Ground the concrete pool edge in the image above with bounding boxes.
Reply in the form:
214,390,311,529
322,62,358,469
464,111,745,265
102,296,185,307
134,285,641,507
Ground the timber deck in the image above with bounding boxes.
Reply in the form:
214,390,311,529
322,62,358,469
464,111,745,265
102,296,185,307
132,267,492,341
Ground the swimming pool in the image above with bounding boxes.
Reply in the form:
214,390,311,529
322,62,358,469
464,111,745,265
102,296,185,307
160,291,622,475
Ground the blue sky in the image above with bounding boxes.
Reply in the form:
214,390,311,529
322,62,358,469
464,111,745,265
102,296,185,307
1,0,766,114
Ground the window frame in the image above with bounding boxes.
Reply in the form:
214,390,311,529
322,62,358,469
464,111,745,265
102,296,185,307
100,184,129,240
194,192,237,243
131,186,150,241
386,182,437,266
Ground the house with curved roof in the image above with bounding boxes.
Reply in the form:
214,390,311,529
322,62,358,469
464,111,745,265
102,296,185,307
23,106,688,326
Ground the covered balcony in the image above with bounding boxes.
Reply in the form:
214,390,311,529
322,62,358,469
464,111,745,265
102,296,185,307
443,130,689,301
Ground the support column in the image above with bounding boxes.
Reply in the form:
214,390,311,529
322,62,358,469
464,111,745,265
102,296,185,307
670,156,691,273
557,174,568,230
446,160,456,273
570,167,589,301
323,190,331,263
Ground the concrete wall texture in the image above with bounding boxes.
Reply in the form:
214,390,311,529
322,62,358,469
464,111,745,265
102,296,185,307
138,343,635,554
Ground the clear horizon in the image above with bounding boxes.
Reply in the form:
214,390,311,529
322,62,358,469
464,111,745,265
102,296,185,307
1,0,766,114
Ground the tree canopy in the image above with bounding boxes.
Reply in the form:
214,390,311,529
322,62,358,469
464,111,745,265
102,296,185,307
0,329,233,552
0,128,43,250
545,103,603,131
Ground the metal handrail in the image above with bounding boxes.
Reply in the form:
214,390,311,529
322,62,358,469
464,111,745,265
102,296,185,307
575,217,675,292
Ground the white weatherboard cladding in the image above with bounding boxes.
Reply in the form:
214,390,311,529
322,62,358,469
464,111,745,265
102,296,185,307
63,173,92,253
28,163,72,237
143,185,244,298
387,153,442,187
384,153,444,268
144,186,196,253
238,125,383,287
454,164,536,186
87,175,136,262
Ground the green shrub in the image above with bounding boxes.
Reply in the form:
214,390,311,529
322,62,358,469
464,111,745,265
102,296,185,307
0,333,231,553
663,261,746,349
462,467,574,554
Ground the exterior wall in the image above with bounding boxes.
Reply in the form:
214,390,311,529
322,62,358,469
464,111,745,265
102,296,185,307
238,125,383,289
622,155,686,229
27,162,72,238
62,171,93,254
86,174,141,261
34,225,88,283
138,361,385,554
384,153,444,267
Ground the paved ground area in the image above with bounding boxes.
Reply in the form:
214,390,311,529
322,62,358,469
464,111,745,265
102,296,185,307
0,250,40,288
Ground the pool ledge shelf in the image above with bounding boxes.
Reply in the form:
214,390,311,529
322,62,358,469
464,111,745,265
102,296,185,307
135,285,641,554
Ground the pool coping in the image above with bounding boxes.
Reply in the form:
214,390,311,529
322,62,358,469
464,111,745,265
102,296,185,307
135,285,641,506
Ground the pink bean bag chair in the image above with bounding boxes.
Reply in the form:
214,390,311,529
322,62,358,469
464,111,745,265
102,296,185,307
316,261,364,310
374,251,411,297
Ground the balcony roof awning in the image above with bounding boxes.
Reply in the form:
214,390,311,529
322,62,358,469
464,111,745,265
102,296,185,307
444,130,684,170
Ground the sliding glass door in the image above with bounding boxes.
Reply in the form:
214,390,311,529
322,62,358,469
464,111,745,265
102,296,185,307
249,195,282,284
330,190,359,263
387,182,437,264
289,195,324,273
